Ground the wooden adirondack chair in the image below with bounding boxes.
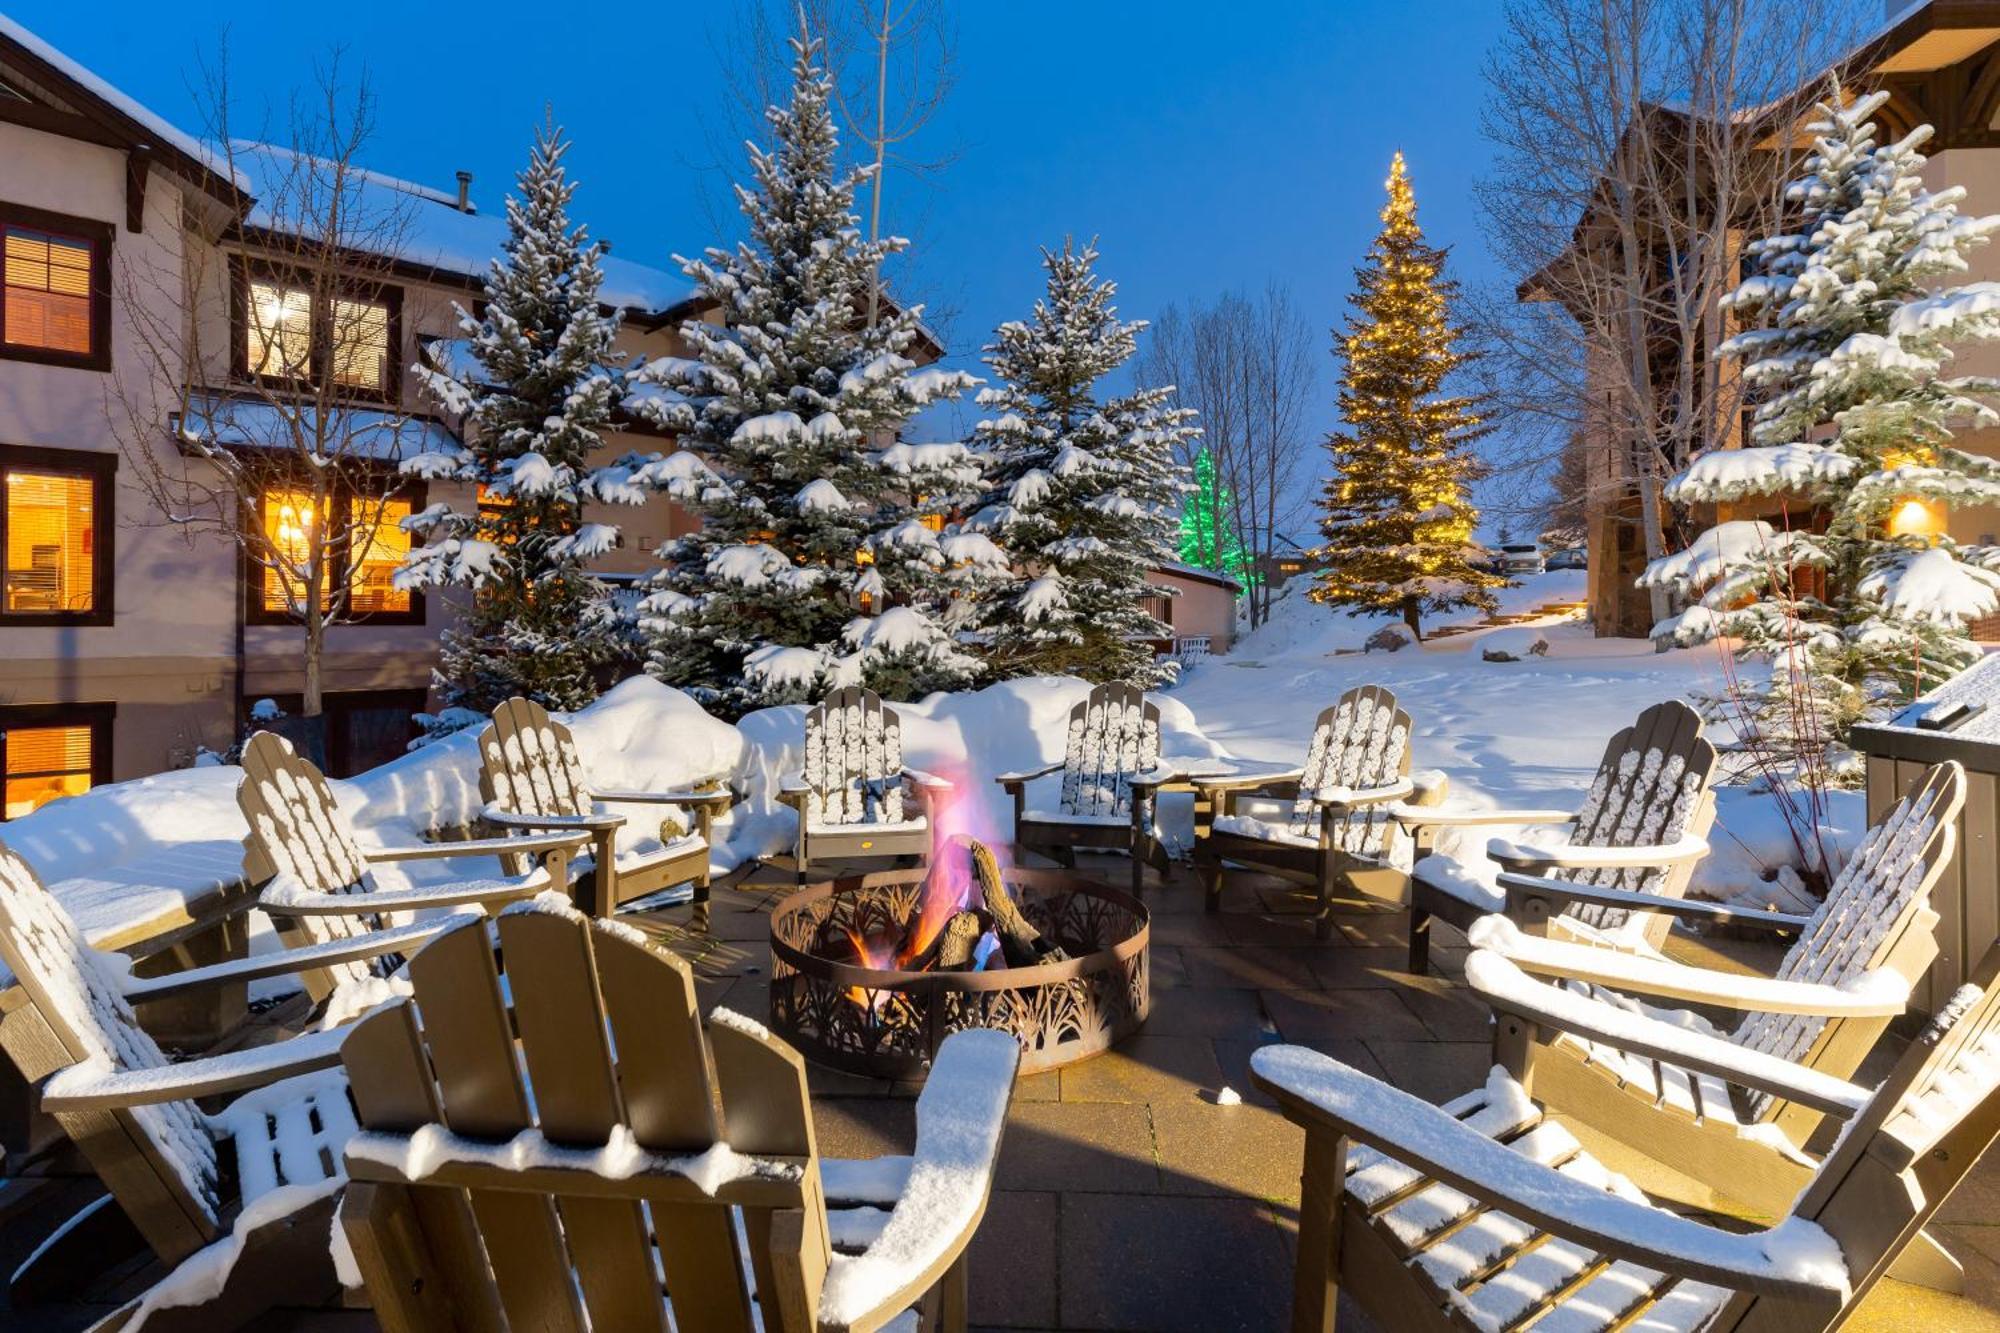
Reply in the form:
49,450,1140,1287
996,683,1183,898
1251,937,2000,1333
240,730,584,1004
1193,685,1448,941
334,899,1019,1333
1460,761,1966,1232
1399,698,1719,974
778,686,951,883
0,831,422,1326
477,696,733,918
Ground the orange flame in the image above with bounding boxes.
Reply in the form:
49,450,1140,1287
894,760,1009,967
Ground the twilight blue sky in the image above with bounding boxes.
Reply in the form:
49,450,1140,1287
24,2,1524,522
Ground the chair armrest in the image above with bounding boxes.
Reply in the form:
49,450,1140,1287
260,868,552,917
1128,765,1185,792
995,762,1063,787
370,829,593,861
1463,950,1873,1119
1248,1042,1850,1302
1310,777,1417,809
121,918,449,1005
1466,915,1912,1017
815,1029,1020,1332
901,767,953,790
42,1022,353,1112
592,786,734,807
1496,872,1812,933
478,804,625,833
1389,805,1578,830
1191,764,1305,792
1487,834,1709,872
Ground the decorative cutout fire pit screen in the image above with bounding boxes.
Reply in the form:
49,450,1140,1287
768,851,1150,1081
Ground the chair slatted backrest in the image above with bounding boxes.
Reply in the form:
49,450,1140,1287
1058,683,1161,819
338,906,825,1333
238,731,393,991
1556,699,1718,934
1733,762,1964,1119
0,836,221,1256
1292,685,1412,857
479,697,594,822
1719,942,2000,1330
801,686,906,828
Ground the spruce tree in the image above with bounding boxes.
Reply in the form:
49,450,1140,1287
400,124,653,715
1310,152,1499,639
967,240,1196,685
630,33,995,717
1645,84,2000,736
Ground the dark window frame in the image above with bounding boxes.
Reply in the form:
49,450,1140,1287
0,442,116,627
0,700,115,821
230,255,404,404
0,200,114,372
243,473,427,628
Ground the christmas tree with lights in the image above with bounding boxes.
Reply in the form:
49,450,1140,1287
1179,447,1247,588
1311,152,1498,639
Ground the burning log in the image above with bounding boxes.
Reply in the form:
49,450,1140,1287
966,837,1069,967
933,912,984,970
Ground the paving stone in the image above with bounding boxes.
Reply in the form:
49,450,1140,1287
1149,1097,1305,1202
1146,943,1190,990
966,1191,1059,1328
1212,1035,1380,1109
1013,1069,1062,1102
1057,1193,1292,1331
998,1101,1159,1193
1220,910,1325,947
1145,912,1235,947
1304,945,1415,988
1260,987,1430,1044
1365,1039,1493,1103
1380,970,1495,1041
1184,945,1318,989
1060,1033,1226,1106
1142,985,1271,1041
811,1096,913,1159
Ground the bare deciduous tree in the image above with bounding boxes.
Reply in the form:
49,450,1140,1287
108,50,421,723
1140,283,1316,629
1474,0,1867,631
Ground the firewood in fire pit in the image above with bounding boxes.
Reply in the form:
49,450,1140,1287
934,911,983,970
964,836,1069,967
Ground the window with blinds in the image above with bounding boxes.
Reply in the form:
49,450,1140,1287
261,486,330,614
240,268,395,395
331,296,391,390
4,224,95,356
3,721,98,820
255,484,418,621
347,493,411,614
4,470,95,615
247,280,315,380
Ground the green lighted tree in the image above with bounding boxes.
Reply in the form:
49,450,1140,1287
1179,448,1248,588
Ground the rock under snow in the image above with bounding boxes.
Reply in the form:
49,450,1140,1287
1480,627,1550,662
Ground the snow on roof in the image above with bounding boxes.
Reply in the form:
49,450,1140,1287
1153,560,1241,590
0,15,222,177
173,389,459,463
225,140,698,318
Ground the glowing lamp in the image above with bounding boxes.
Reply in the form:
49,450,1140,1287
1888,498,1944,540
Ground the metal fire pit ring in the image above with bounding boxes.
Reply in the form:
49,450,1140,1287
768,865,1150,1081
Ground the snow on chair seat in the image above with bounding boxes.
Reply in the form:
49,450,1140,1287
335,894,1019,1333
477,694,730,917
1251,944,2000,1333
1399,698,1718,974
781,686,945,884
1194,684,1429,939
1466,760,1967,1220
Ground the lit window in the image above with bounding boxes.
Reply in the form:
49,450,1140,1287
1,715,105,820
331,296,391,390
247,280,315,380
347,494,412,614
4,226,94,356
241,271,396,395
262,487,330,613
1889,498,1945,541
5,471,95,614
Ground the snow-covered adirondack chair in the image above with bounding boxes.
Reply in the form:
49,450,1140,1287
335,898,1019,1333
1193,684,1448,941
0,832,427,1324
477,695,733,917
1398,697,1719,974
777,686,950,883
1463,761,1966,1234
996,682,1183,899
240,730,586,1002
1251,937,2000,1333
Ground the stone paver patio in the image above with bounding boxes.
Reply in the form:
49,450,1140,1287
5,853,1998,1331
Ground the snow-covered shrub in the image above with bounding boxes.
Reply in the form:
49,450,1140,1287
1480,627,1548,662
1365,624,1414,654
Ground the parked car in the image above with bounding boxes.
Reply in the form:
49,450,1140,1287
1497,543,1546,576
1545,547,1586,571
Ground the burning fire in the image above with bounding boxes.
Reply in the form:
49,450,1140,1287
894,762,1009,968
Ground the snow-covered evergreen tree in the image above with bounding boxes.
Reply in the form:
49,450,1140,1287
966,240,1195,685
629,33,996,716
1645,84,2000,731
1310,153,1500,639
398,124,660,716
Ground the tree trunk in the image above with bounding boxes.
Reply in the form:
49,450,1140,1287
864,0,890,329
1402,600,1424,642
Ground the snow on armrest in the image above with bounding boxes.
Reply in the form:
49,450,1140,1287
779,773,811,794
261,871,549,917
373,829,594,860
1463,950,1873,1119
593,786,732,805
900,767,952,790
1309,776,1417,808
1388,804,1578,829
1486,834,1709,871
1248,1042,1852,1299
1495,872,1811,933
1190,764,1305,790
1129,764,1184,788
995,762,1063,786
43,1023,352,1112
1466,916,1912,1018
121,918,448,1005
477,804,625,832
817,1029,1019,1330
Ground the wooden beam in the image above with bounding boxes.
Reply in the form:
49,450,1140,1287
125,146,150,234
0,95,123,148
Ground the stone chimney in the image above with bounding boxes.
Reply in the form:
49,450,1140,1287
455,170,473,213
